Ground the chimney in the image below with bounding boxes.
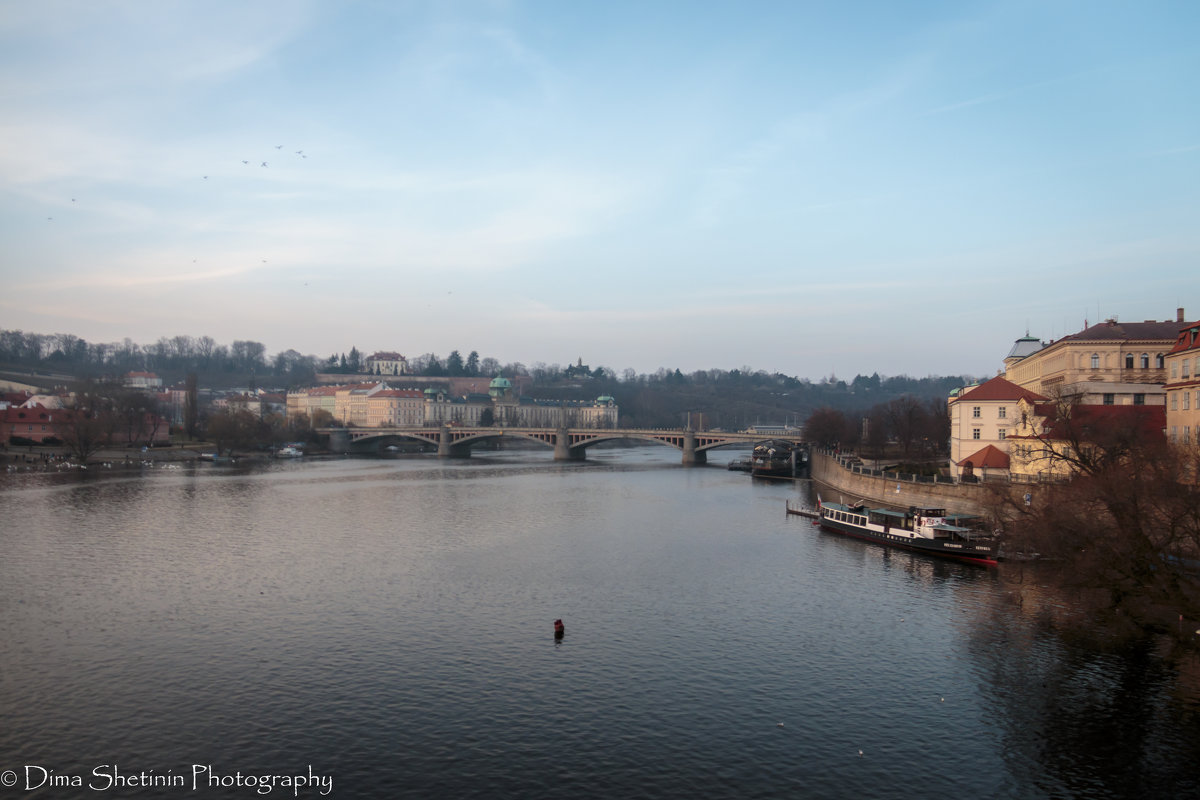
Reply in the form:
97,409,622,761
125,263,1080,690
1179,307,1186,322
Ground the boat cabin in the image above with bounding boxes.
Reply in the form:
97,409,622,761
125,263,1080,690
839,503,986,542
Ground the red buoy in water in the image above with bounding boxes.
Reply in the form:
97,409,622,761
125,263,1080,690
553,619,565,638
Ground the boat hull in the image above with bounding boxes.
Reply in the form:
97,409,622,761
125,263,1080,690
817,515,998,566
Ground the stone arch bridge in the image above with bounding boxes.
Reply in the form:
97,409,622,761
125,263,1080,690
319,426,800,465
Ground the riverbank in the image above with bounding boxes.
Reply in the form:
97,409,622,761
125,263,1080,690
810,450,1050,517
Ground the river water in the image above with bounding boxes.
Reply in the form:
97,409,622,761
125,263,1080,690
2,447,1200,799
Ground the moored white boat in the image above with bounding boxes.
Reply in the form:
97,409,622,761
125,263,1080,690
814,498,999,566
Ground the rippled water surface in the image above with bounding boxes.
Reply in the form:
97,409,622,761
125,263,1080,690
3,448,1200,798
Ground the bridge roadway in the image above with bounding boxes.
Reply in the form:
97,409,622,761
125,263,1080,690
318,426,801,465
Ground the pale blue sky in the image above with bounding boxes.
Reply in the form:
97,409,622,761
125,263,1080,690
2,0,1197,378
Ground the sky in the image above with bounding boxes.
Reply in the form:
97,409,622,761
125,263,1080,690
1,1,1197,380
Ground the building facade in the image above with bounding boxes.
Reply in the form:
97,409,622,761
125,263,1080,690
364,352,408,376
947,376,1047,480
1166,319,1200,447
1003,312,1185,405
1008,398,1167,482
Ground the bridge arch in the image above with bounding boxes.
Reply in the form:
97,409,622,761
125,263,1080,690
319,426,800,465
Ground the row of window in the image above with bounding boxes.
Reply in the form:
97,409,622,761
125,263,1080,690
972,428,1008,440
1102,393,1147,405
972,406,1007,418
1170,356,1200,379
1169,390,1200,411
1092,353,1166,370
826,509,867,526
1170,426,1193,444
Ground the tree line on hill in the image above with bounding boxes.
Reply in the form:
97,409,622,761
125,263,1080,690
0,328,979,432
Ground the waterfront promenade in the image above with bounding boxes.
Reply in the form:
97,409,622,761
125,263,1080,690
810,450,1049,516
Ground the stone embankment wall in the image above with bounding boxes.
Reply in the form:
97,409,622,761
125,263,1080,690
811,452,1043,517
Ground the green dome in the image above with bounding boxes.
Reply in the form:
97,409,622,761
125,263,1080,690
489,376,512,389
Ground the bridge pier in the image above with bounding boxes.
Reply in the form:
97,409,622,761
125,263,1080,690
682,431,707,465
327,429,351,453
554,428,586,461
437,426,472,458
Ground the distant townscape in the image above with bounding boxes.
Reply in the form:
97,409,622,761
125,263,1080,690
1,309,1198,484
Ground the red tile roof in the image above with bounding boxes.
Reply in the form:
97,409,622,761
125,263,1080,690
1059,319,1181,342
1168,321,1200,354
956,376,1047,404
958,444,1010,468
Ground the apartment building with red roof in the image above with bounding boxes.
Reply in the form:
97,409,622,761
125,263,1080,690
948,376,1047,480
1166,318,1200,448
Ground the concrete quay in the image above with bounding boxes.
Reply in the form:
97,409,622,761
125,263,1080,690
810,451,1048,517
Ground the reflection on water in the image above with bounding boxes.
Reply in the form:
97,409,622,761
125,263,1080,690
2,450,1199,799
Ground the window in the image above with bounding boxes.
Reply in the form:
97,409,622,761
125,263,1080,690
998,429,1007,439
1185,393,1191,410
972,428,981,440
1171,426,1178,443
1091,353,1100,369
1172,361,1179,379
972,406,981,418
1142,353,1150,369
1103,393,1115,405
1157,353,1165,369
1185,427,1192,445
1134,394,1145,405
1171,394,1178,410
998,407,1007,419
1125,353,1134,369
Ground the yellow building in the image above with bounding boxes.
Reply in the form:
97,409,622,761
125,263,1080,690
1003,312,1185,405
947,376,1047,480
367,389,425,427
1165,319,1200,448
1008,397,1167,482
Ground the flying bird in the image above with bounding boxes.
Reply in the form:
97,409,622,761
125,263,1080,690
261,162,268,167
275,144,283,149
242,160,249,165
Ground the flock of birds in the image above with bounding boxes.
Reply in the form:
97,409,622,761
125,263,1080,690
205,143,309,178
48,143,312,220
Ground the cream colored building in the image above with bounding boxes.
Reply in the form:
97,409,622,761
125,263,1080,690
1008,397,1167,482
947,376,1047,480
367,389,425,427
365,351,408,376
287,386,337,423
1003,312,1185,406
1166,319,1200,448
